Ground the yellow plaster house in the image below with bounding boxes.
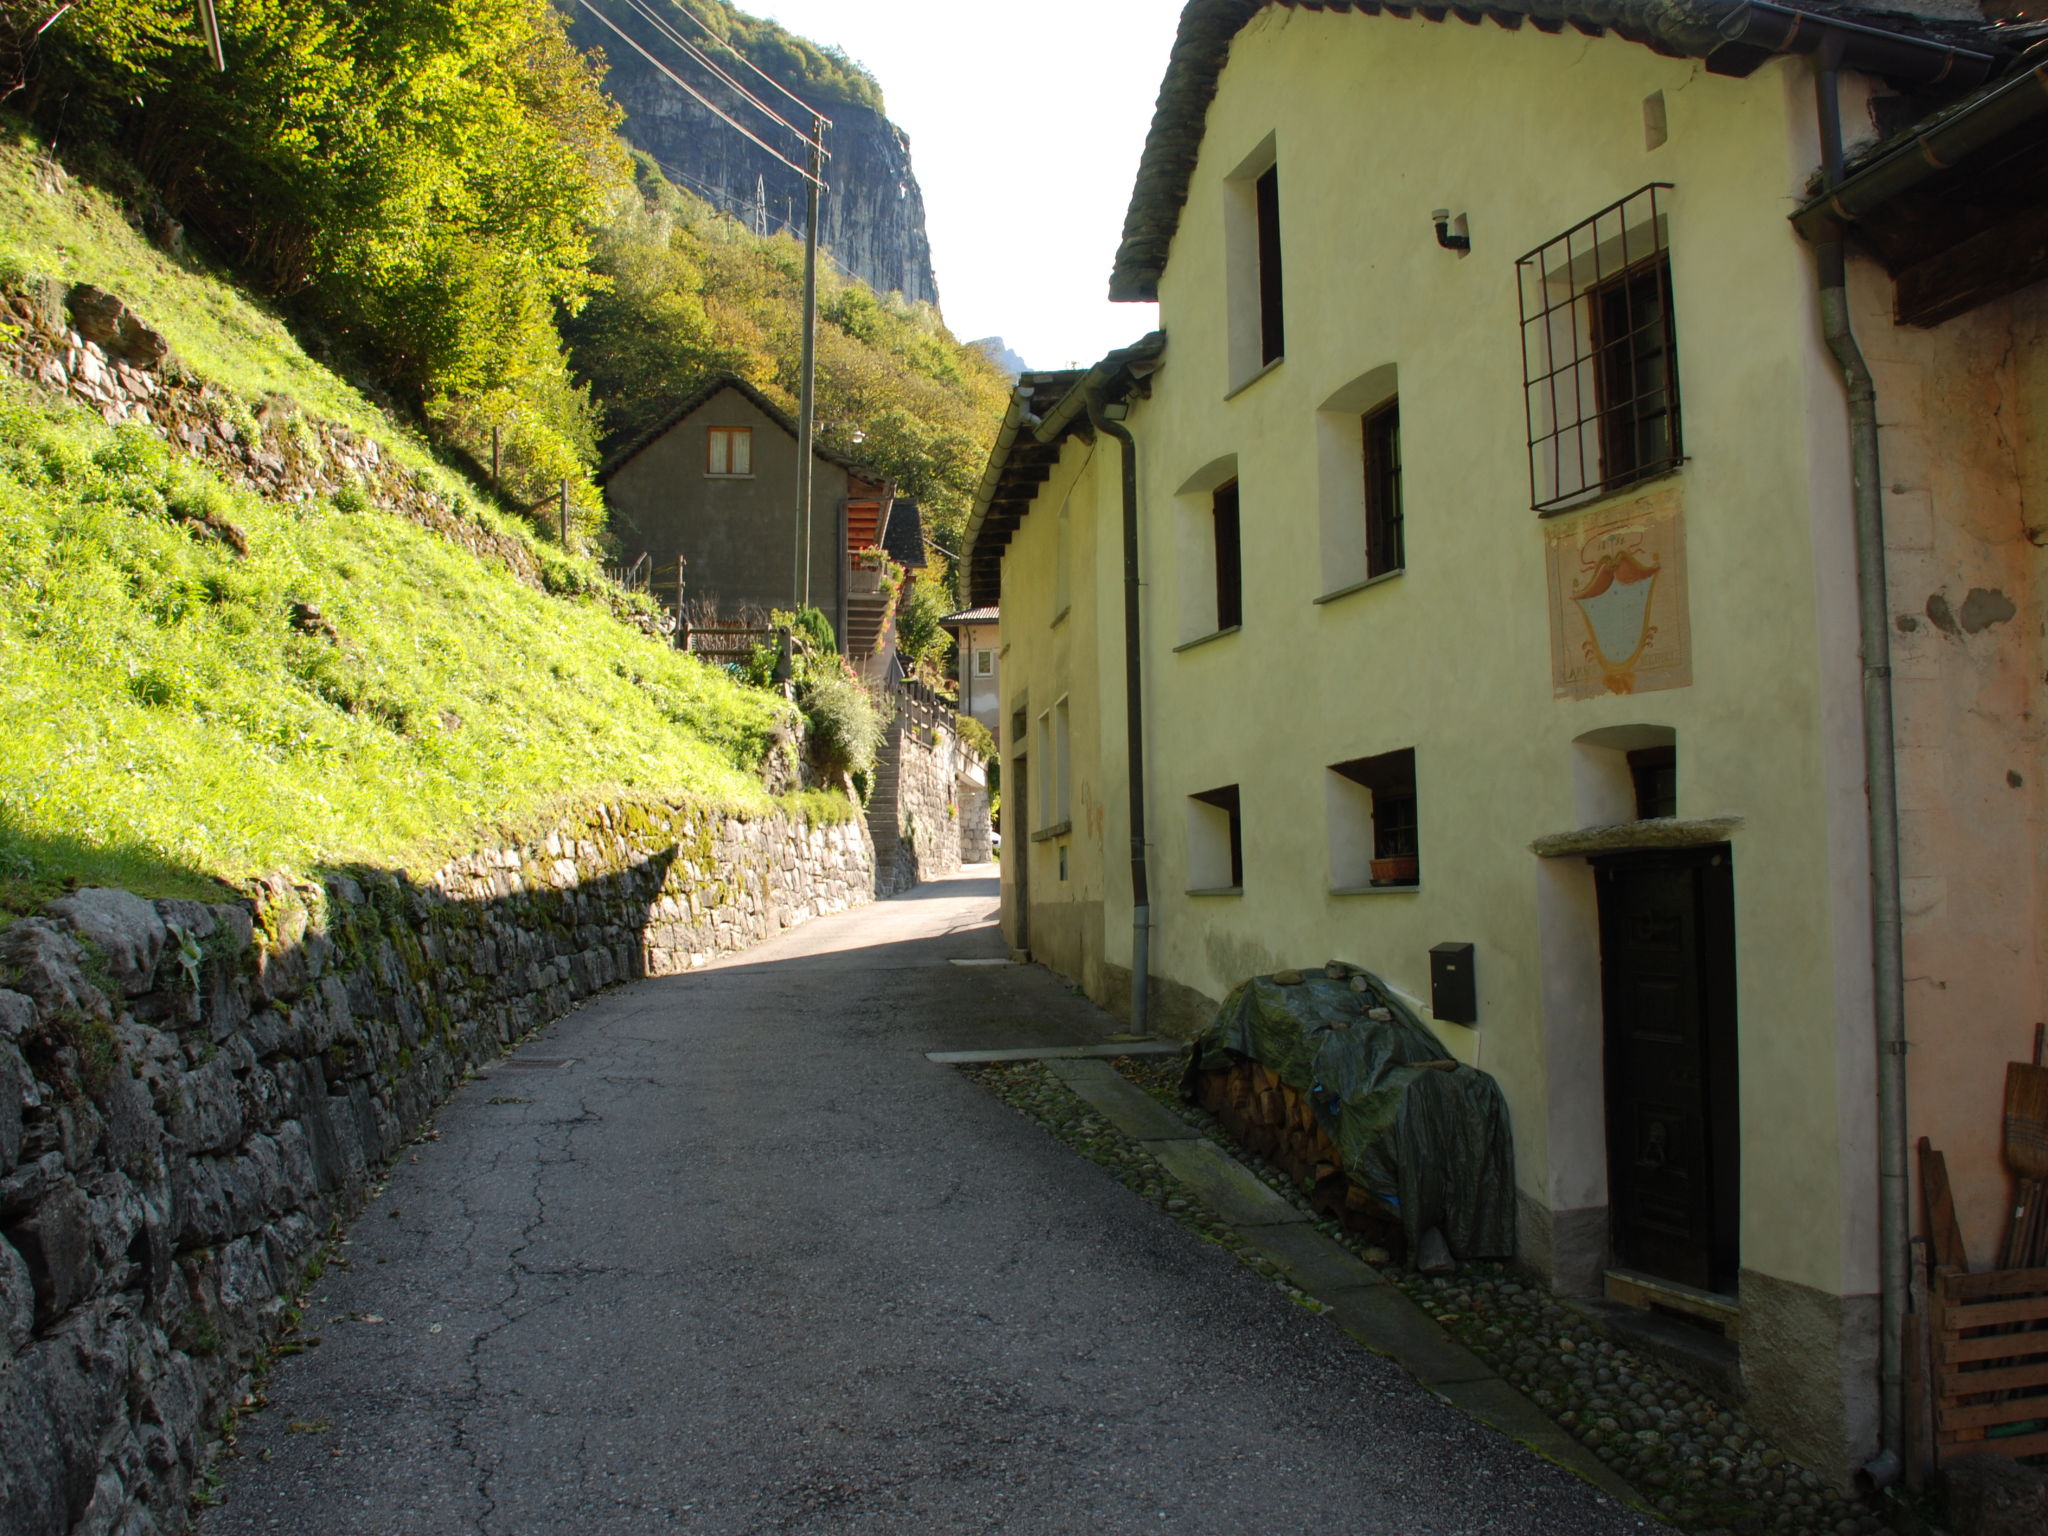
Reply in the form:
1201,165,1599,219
965,0,2048,1489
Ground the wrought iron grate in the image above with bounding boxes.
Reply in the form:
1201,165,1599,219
1518,184,1682,514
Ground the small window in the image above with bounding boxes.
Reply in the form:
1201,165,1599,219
1518,184,1680,512
1212,481,1243,632
1188,784,1244,892
1629,745,1677,819
706,426,753,477
1329,750,1419,888
1363,399,1403,578
975,649,994,677
1255,166,1285,367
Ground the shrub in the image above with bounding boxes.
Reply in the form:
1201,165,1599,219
800,671,884,780
955,714,995,762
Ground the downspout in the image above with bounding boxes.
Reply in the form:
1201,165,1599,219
1810,46,1908,1490
1080,386,1151,1038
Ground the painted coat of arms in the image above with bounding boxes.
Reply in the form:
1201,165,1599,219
1545,485,1691,700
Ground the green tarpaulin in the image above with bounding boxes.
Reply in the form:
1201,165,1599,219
1187,962,1516,1261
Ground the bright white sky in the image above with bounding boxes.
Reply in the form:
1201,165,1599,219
749,0,1187,371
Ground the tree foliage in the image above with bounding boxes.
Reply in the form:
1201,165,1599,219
9,0,627,512
2,2,1006,572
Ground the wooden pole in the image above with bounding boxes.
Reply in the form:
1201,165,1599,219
491,426,501,489
794,116,824,611
558,480,569,547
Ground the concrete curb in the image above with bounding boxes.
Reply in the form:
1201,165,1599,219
1040,1056,1655,1516
923,1040,1186,1065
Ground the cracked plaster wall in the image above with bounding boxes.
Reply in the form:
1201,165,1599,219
0,796,871,1536
1858,257,2048,1272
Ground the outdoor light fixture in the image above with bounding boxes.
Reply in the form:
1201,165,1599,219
1431,209,1471,253
1100,400,1130,421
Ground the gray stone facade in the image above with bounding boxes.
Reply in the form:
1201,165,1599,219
0,798,871,1536
868,684,993,895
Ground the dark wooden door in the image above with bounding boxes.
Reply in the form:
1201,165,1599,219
1010,757,1029,954
1596,847,1739,1293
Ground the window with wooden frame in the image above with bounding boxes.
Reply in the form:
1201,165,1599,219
975,648,994,677
1363,399,1404,578
705,425,753,477
1255,165,1285,367
1329,749,1419,887
1212,480,1243,632
1628,745,1677,820
1518,185,1681,513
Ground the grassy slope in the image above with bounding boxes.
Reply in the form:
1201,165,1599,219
0,136,815,915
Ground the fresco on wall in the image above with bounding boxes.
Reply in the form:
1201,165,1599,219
1545,484,1692,699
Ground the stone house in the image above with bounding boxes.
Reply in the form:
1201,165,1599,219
965,0,2046,1487
598,373,899,663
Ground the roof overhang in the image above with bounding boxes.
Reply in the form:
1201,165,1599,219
961,334,1166,608
1109,0,2006,302
1791,55,2048,324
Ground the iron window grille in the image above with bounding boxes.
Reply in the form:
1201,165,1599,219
1363,399,1403,578
1518,185,1682,514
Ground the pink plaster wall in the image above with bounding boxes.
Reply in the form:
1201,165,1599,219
1860,257,2048,1270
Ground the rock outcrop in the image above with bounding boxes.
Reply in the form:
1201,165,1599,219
575,11,939,306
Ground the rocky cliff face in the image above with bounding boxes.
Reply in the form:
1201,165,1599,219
579,16,939,306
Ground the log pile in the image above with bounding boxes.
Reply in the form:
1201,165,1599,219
1192,1056,1405,1260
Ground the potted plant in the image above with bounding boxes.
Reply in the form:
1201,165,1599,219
1369,855,1419,886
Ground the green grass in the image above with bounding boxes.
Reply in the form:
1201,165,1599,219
0,123,574,567
0,382,794,914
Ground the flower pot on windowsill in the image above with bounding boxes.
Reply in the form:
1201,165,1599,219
1369,856,1419,886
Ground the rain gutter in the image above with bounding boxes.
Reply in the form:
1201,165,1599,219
1791,51,2048,240
1799,42,1908,1491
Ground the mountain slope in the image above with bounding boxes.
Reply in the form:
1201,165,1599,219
0,136,804,916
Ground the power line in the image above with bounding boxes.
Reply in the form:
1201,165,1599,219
658,0,834,130
617,0,828,160
574,0,825,187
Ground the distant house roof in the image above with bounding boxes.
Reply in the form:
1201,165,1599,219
596,373,885,486
1108,0,2006,302
881,498,927,569
940,606,999,626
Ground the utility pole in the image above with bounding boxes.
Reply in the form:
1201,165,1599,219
794,116,825,611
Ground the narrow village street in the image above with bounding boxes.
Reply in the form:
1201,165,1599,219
196,871,1647,1536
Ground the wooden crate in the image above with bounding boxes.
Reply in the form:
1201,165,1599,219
1932,1265,2048,1464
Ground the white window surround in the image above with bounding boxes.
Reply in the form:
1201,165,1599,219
1173,453,1240,646
1572,723,1677,828
1222,132,1280,394
1315,364,1399,599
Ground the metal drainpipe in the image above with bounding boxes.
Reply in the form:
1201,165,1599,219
1811,49,1909,1490
1081,385,1151,1037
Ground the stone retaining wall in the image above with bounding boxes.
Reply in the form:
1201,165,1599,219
0,797,870,1536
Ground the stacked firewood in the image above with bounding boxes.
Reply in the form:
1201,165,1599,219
1192,1057,1405,1259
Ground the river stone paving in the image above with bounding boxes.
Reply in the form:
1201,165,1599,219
195,872,1651,1536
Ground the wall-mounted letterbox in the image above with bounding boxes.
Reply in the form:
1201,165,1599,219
1429,942,1477,1025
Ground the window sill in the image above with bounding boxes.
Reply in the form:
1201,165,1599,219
1314,569,1404,606
1534,462,1683,519
1331,882,1422,896
1172,624,1241,654
1223,357,1283,402
1185,886,1243,898
704,473,756,481
1030,821,1072,844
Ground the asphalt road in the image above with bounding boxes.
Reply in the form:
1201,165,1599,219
199,868,1651,1536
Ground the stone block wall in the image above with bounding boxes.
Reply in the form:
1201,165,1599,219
0,797,870,1536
